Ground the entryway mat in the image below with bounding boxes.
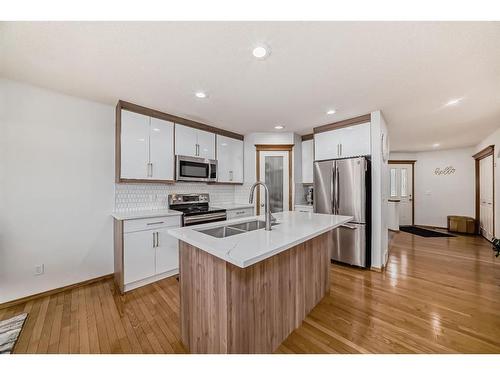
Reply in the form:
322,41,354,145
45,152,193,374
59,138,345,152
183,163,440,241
399,226,456,238
0,313,28,354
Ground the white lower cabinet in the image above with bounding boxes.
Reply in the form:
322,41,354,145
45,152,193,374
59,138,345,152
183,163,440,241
119,215,181,292
155,227,179,275
124,230,156,284
226,207,254,220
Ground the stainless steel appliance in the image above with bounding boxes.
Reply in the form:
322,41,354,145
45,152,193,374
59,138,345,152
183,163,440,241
176,155,217,182
313,157,371,267
168,193,226,226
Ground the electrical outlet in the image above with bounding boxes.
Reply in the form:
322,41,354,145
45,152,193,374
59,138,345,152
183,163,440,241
35,264,44,276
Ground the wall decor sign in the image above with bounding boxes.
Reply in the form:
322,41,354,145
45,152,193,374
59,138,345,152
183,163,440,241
434,166,456,175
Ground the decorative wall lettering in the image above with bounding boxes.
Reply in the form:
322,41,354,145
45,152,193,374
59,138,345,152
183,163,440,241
434,166,456,175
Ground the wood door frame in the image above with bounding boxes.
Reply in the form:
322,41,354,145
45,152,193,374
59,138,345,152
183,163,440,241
255,144,294,215
472,145,495,237
388,160,417,225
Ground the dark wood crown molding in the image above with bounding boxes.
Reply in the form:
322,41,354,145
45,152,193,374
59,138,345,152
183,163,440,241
117,100,244,141
313,114,371,134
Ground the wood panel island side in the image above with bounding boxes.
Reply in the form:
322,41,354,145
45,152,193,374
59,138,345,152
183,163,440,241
168,211,352,353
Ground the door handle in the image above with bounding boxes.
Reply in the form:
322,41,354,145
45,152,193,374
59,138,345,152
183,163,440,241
341,224,357,230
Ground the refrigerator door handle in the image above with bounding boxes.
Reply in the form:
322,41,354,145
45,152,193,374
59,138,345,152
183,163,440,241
331,162,335,214
335,163,340,214
341,223,357,230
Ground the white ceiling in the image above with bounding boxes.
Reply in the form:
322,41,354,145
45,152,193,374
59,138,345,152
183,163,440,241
1,21,499,151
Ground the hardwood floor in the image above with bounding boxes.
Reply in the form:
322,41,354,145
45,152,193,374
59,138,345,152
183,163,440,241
2,231,499,354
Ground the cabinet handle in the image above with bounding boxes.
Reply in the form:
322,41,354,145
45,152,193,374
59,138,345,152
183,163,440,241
339,143,342,156
195,144,199,156
152,232,156,248
147,221,164,225
156,232,160,247
337,144,340,157
229,171,233,181
150,162,153,177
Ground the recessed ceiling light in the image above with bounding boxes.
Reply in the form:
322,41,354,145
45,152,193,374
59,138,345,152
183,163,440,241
195,91,207,99
326,109,336,115
432,143,440,148
444,98,462,106
252,45,270,59
274,125,284,130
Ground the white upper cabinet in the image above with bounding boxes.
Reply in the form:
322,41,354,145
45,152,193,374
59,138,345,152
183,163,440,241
301,139,314,184
174,124,198,157
121,110,150,179
314,122,371,160
217,135,244,183
197,129,216,159
150,117,174,181
120,109,174,181
341,122,371,158
175,124,215,159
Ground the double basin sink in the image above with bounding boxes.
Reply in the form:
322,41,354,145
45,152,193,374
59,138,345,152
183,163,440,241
196,219,279,238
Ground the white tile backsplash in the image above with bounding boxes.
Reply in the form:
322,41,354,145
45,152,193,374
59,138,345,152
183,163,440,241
115,182,236,212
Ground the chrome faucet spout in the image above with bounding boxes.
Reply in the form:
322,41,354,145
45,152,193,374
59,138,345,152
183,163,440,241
248,181,275,231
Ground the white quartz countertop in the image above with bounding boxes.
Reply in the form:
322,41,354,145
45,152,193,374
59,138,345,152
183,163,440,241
168,211,352,268
210,202,254,210
112,209,182,220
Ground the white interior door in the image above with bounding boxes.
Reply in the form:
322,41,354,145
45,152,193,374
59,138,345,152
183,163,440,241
389,163,413,226
479,155,494,241
259,151,290,213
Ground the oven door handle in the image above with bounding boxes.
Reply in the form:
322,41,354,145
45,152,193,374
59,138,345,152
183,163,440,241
183,212,227,225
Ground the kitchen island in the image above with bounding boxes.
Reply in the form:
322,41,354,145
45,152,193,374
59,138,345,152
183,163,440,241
168,211,352,353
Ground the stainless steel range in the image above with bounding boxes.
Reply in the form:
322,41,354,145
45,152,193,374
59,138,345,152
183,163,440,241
168,193,226,226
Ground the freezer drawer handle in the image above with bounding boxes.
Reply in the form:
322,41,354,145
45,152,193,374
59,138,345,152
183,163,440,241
341,224,358,230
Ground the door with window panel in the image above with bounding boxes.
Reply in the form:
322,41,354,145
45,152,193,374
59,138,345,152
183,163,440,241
389,163,413,225
258,151,290,213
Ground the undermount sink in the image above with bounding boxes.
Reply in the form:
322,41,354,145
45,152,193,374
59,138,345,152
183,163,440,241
196,220,279,238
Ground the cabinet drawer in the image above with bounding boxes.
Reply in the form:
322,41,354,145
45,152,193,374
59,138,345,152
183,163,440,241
227,207,254,220
123,215,181,233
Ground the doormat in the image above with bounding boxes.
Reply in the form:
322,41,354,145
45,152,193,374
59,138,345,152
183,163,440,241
399,226,455,238
0,313,28,354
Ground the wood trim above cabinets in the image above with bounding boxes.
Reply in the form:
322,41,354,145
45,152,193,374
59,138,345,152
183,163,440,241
301,134,313,141
118,100,244,141
313,114,371,134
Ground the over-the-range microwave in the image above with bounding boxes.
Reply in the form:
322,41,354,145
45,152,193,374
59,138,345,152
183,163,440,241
176,155,217,182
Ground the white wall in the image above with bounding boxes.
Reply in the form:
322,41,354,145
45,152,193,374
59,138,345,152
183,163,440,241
390,147,475,228
474,127,500,237
370,110,390,268
0,79,115,303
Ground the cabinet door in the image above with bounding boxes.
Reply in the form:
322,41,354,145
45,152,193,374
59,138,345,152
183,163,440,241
196,129,216,159
121,110,150,179
175,124,198,157
340,122,371,157
217,135,244,183
150,117,174,180
314,129,342,161
155,227,179,275
301,139,314,183
124,230,156,284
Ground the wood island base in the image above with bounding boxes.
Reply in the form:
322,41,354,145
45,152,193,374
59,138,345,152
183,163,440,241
179,231,332,353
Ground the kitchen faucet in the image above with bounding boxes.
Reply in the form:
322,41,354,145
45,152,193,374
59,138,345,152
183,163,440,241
248,181,276,231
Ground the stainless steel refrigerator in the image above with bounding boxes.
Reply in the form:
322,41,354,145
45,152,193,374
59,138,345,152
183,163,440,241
313,157,371,267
